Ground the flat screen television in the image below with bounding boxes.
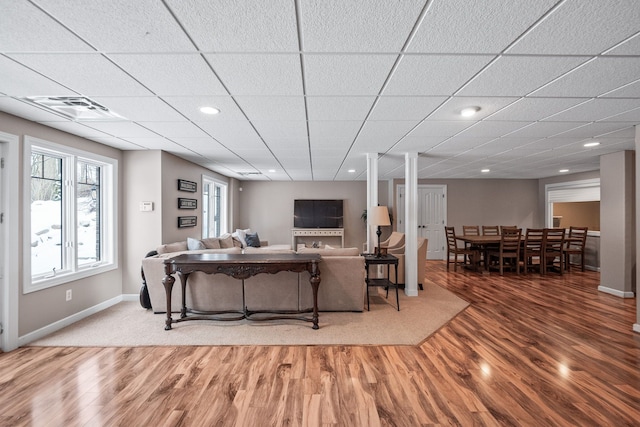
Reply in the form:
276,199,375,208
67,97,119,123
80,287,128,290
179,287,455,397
294,199,344,228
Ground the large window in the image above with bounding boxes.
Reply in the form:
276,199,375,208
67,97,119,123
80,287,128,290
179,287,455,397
546,178,600,233
24,136,117,292
202,175,227,238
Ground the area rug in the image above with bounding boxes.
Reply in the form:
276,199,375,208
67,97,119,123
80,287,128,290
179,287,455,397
28,283,468,347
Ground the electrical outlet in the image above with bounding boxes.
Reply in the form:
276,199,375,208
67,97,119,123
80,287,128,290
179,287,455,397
65,289,72,301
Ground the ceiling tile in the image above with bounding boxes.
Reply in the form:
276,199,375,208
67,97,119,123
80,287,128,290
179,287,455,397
409,120,475,137
604,32,640,55
166,0,298,51
369,96,447,121
306,97,376,121
8,53,153,96
309,121,362,141
109,54,227,96
544,98,640,122
138,121,208,138
486,97,590,121
532,57,640,97
91,96,186,122
34,0,195,52
82,121,160,138
301,0,425,52
0,56,78,97
163,96,246,121
206,54,303,96
304,54,397,96
459,55,588,96
427,97,518,120
89,136,145,150
409,0,557,53
507,0,640,55
235,96,306,121
195,121,262,147
251,120,308,140
0,97,71,122
0,1,92,51
457,121,530,138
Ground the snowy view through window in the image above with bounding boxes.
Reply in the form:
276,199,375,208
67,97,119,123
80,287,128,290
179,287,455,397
31,153,99,276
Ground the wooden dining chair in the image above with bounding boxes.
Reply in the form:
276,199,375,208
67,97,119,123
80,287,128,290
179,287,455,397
564,226,588,272
462,225,481,264
482,225,500,236
500,225,517,234
541,228,566,275
445,226,477,271
523,228,544,274
487,228,522,275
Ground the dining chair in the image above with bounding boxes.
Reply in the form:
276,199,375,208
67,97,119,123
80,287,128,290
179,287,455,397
487,228,522,275
541,228,566,275
462,225,481,264
445,226,477,271
500,225,518,234
482,225,500,236
523,228,544,274
564,226,588,272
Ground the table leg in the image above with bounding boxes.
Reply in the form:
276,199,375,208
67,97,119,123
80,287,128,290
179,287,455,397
162,267,175,331
309,261,321,329
395,261,399,311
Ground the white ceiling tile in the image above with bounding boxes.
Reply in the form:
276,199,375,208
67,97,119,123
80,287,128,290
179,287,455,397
384,55,494,96
82,122,159,138
36,121,111,138
306,97,376,121
409,121,475,137
532,57,640,97
604,32,640,55
89,136,145,150
355,120,420,147
33,0,195,52
166,0,298,51
301,0,425,52
109,54,227,96
544,98,640,122
8,53,153,96
163,96,246,121
91,97,186,122
138,122,208,138
554,122,636,139
251,121,308,140
600,108,640,122
206,54,303,96
409,0,557,53
389,136,448,153
427,97,518,120
0,97,71,122
116,136,182,151
459,56,588,96
0,56,78,97
304,54,397,96
506,122,588,138
169,137,234,156
0,1,92,51
507,0,640,55
196,121,262,147
601,80,640,98
486,97,590,121
235,97,306,121
457,121,530,138
369,96,447,121
309,121,362,141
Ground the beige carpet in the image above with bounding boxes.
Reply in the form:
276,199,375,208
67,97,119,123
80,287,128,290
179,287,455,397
29,283,468,347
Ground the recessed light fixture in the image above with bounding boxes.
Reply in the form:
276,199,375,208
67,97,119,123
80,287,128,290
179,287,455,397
268,169,276,173
481,169,490,173
461,106,480,117
559,169,569,173
348,169,356,173
583,141,600,147
200,106,220,115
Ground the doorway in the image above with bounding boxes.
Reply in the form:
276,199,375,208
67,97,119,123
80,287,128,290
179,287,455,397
397,185,447,260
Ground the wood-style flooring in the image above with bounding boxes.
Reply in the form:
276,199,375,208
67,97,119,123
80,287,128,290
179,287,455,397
1,262,639,426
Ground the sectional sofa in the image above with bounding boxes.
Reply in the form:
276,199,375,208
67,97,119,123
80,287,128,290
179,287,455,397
141,237,366,315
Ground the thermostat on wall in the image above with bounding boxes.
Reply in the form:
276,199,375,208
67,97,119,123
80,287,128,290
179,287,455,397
140,201,154,212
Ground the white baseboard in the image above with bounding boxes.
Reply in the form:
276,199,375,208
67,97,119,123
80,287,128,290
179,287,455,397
597,285,635,298
122,293,140,302
633,323,640,334
19,295,123,346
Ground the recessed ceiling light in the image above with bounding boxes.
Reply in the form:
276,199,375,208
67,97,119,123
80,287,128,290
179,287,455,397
481,169,490,173
583,141,600,147
200,106,220,115
268,169,276,173
559,169,569,173
461,106,480,117
348,169,356,173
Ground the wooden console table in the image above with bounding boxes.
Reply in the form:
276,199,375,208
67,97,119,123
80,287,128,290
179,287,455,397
162,253,322,330
292,228,344,248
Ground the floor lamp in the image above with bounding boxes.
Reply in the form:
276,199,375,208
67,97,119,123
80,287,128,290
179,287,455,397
369,206,391,257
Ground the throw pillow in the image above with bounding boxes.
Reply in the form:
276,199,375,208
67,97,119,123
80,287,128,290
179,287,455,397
156,241,188,254
187,237,206,250
233,228,251,248
218,233,235,248
245,232,261,247
201,237,221,249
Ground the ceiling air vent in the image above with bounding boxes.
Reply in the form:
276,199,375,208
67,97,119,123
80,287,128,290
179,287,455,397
237,172,262,176
22,96,125,121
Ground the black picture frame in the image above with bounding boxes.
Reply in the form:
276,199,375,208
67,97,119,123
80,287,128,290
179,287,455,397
177,179,197,192
178,198,197,209
178,216,197,228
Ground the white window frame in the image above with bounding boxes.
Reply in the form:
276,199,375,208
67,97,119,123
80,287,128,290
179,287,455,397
23,136,118,293
545,178,600,235
202,174,228,238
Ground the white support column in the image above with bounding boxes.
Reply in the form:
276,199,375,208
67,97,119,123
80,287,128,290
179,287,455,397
366,153,379,253
404,153,418,296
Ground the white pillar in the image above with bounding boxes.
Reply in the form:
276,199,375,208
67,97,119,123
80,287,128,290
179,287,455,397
404,153,418,296
366,153,379,253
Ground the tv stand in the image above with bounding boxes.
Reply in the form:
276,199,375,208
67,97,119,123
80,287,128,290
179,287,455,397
292,228,344,249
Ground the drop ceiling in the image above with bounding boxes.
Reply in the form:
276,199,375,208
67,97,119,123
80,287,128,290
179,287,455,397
1,0,639,181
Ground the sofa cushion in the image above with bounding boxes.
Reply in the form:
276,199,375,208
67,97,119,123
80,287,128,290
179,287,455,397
187,237,206,250
297,247,360,256
218,233,235,248
245,232,261,247
156,241,188,254
201,237,221,249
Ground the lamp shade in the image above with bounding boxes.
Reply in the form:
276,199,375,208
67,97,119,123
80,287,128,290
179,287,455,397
368,206,391,226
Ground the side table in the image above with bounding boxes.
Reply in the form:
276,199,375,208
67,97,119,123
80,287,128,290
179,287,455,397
363,254,399,311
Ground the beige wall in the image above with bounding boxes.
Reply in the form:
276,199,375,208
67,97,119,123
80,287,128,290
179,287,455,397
553,201,600,231
0,112,124,336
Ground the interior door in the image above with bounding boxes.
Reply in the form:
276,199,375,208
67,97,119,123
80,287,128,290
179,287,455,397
397,185,447,260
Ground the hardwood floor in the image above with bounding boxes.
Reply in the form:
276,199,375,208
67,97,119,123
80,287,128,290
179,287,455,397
1,262,639,426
